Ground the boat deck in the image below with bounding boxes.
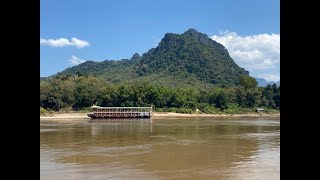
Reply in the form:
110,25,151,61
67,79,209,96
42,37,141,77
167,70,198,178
87,106,152,118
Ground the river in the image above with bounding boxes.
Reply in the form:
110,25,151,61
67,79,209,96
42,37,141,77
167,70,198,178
40,118,280,179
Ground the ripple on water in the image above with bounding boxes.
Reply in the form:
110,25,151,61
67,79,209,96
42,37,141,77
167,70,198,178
40,129,59,132
149,135,208,146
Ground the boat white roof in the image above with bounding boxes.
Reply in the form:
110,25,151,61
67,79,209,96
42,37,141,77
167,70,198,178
93,106,152,109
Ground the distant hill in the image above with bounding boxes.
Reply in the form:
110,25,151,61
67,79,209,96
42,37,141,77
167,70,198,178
52,28,251,87
255,77,280,87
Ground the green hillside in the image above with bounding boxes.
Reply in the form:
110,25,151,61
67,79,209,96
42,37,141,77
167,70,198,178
54,29,248,87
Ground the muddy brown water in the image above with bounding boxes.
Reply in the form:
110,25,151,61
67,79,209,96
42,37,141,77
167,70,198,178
40,118,280,180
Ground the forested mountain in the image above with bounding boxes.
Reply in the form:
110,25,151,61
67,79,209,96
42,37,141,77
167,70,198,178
255,78,280,87
41,29,280,112
53,29,249,87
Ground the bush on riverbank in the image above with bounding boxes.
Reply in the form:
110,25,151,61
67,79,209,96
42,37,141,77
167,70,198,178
262,108,280,114
155,107,194,114
40,107,56,116
40,107,47,114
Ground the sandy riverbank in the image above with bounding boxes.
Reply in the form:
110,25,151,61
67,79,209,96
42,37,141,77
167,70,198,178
152,112,279,119
40,112,279,120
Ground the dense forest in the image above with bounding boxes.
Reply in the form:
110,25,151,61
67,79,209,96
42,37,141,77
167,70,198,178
55,29,248,88
40,29,279,114
40,74,279,114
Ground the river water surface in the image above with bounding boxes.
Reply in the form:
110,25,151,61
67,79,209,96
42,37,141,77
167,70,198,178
40,118,280,180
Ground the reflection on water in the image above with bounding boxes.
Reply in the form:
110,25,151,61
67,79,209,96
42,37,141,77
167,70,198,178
40,118,280,180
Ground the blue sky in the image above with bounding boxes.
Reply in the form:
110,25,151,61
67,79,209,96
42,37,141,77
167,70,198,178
40,0,280,81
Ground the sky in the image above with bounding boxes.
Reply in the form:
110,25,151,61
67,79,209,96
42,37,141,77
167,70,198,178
40,0,280,81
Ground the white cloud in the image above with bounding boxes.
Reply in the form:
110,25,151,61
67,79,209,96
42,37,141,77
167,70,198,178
210,30,280,81
68,55,86,65
40,37,90,48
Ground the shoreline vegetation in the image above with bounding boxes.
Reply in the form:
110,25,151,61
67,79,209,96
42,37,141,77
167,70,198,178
40,78,280,117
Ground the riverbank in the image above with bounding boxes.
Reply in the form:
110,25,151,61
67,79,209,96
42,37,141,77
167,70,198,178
152,112,279,119
40,112,279,120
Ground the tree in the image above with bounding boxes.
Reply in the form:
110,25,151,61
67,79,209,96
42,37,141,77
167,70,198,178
235,87,246,107
272,83,278,94
215,91,228,109
273,94,280,109
239,75,258,89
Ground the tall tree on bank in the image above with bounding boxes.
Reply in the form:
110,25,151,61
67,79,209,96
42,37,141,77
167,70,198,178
239,75,258,89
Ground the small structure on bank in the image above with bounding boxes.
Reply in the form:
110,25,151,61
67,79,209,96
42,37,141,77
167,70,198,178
255,108,264,113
